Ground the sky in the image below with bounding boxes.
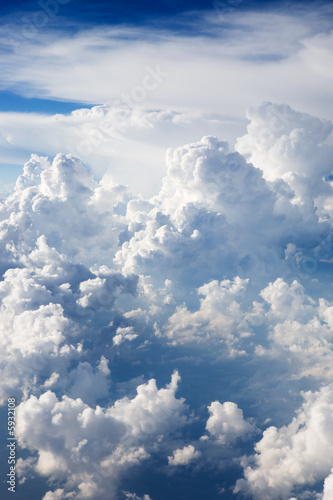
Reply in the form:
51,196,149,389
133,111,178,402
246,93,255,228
0,1,333,500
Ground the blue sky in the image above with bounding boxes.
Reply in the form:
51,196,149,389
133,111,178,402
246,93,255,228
0,1,333,500
0,0,310,25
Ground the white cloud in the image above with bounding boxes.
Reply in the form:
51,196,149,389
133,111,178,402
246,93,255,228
109,371,187,440
323,469,333,500
0,107,244,197
0,258,82,403
65,359,111,406
206,401,254,444
235,102,333,225
256,278,333,380
76,272,138,312
163,277,249,350
0,7,332,121
16,372,188,499
168,444,201,466
123,493,153,500
300,30,333,82
1,99,333,500
116,136,280,291
235,384,333,499
0,153,129,267
236,102,332,182
0,162,138,402
42,490,69,500
115,124,331,304
0,6,332,196
113,326,138,346
260,278,316,322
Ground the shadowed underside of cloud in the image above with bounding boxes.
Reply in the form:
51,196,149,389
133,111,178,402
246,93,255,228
1,102,333,499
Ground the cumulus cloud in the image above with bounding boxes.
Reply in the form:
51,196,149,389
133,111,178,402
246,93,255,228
323,469,333,500
64,358,111,406
0,152,130,268
16,372,188,499
260,278,316,322
1,101,333,500
168,445,201,466
0,107,245,197
205,401,254,445
0,155,138,403
0,236,137,403
42,490,71,500
163,277,249,351
76,271,138,312
236,102,333,225
236,102,332,181
116,127,330,306
255,278,333,380
113,326,138,346
123,493,153,500
235,384,333,499
0,257,81,403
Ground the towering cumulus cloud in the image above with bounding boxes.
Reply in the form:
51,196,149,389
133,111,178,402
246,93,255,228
1,102,333,499
234,384,333,499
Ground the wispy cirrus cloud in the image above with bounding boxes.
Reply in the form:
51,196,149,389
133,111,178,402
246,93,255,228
0,5,332,118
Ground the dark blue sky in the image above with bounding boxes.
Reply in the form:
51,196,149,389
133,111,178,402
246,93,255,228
0,0,323,26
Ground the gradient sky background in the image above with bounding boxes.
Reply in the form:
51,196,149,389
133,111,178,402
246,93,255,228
1,1,333,500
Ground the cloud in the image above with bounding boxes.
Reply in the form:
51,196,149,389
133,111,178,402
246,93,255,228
300,30,333,82
0,257,82,403
168,444,201,466
323,469,333,500
42,490,71,500
16,372,188,499
0,6,332,122
109,371,187,440
0,5,333,197
116,135,285,292
0,107,245,197
76,272,138,312
235,384,333,499
114,125,330,362
236,102,332,182
205,401,254,445
0,155,138,403
260,278,316,322
163,277,249,351
255,278,333,380
113,326,138,346
123,493,153,500
1,101,333,499
235,102,333,225
0,152,130,268
64,358,111,406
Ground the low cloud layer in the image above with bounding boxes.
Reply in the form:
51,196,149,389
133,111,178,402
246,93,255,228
1,102,333,499
235,384,333,499
17,372,187,499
